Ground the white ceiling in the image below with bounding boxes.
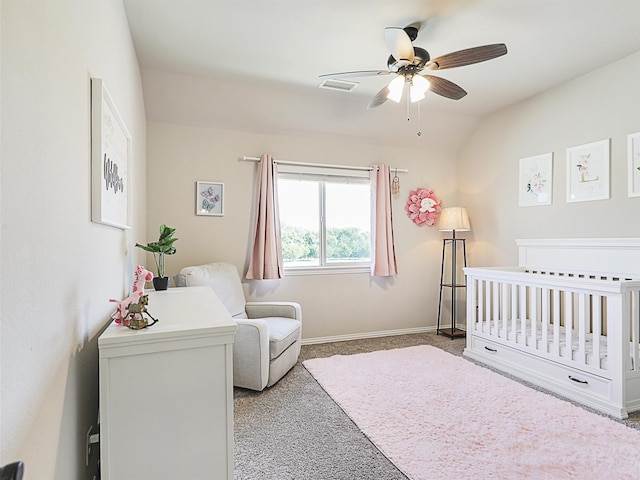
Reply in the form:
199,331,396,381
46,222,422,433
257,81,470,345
123,0,640,147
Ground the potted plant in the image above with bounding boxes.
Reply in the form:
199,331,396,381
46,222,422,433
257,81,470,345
135,224,179,291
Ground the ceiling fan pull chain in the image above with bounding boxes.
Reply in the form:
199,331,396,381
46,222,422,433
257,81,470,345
406,91,411,123
417,102,422,137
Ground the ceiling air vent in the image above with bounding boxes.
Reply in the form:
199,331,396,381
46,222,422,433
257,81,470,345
318,78,358,92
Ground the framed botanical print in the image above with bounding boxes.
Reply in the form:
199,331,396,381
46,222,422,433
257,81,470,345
519,153,553,207
566,139,610,203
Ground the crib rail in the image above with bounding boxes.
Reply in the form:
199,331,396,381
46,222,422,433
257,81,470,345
465,267,640,378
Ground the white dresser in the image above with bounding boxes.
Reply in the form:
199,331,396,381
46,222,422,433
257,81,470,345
99,286,236,480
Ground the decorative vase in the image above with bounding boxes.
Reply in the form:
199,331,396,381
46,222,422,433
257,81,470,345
153,276,170,291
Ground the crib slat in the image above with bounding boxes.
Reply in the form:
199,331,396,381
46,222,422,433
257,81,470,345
553,289,560,356
500,282,508,339
478,280,491,333
476,278,482,334
592,295,601,369
541,288,549,353
511,283,517,343
520,284,527,346
577,293,587,365
490,281,495,334
530,287,538,349
491,282,500,337
564,292,573,360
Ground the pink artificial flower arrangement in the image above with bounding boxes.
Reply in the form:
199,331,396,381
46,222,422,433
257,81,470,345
405,188,442,226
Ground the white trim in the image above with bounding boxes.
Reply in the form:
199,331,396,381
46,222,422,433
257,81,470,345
301,326,435,345
284,265,371,276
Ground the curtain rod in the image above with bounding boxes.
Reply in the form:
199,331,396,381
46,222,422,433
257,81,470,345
242,156,408,173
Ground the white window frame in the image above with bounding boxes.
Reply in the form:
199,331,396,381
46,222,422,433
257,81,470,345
278,168,371,276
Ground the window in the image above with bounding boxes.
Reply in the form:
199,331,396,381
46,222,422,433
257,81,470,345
278,171,371,273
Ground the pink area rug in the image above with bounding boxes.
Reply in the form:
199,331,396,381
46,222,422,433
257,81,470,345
303,345,640,480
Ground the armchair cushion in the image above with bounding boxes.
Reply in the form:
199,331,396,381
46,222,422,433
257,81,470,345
264,317,301,360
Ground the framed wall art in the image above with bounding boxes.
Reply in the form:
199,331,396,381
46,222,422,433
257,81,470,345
518,152,553,207
196,181,224,216
628,131,640,197
91,78,132,229
566,139,610,203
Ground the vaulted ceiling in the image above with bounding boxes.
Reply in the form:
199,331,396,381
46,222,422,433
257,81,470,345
124,0,640,150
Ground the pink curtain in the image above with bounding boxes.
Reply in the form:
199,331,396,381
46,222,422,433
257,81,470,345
370,165,398,276
246,154,284,279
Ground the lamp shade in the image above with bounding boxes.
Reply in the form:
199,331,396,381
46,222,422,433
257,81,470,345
437,207,471,232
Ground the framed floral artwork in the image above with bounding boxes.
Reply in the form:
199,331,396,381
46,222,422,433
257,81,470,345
519,153,553,207
196,181,224,216
628,132,640,198
566,139,610,203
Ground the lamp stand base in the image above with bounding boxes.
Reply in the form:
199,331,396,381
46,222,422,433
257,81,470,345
436,327,466,339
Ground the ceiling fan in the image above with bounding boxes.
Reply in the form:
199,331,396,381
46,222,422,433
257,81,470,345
319,25,507,109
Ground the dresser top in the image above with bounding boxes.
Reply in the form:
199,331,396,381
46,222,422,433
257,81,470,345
99,286,236,349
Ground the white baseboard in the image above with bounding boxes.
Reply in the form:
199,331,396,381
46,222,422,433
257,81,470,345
301,326,436,345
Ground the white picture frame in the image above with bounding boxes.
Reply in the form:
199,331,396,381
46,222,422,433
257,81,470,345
628,131,640,198
566,139,610,203
91,78,132,229
196,181,224,216
519,152,553,207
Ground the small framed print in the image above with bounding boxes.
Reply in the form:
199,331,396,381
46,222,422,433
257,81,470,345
519,153,553,207
566,139,610,203
628,131,640,197
196,181,224,216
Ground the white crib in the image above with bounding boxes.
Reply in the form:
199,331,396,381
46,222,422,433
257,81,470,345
463,238,640,419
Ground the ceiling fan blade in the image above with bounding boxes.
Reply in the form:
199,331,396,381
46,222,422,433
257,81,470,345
367,85,390,109
422,75,467,100
319,70,390,80
384,27,414,63
425,43,507,70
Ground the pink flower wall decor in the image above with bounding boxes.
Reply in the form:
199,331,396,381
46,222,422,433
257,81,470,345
405,188,442,226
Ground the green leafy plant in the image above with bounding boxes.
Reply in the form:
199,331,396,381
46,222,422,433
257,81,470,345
135,224,178,278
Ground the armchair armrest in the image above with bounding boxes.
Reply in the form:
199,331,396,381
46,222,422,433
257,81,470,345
245,302,302,321
233,318,270,391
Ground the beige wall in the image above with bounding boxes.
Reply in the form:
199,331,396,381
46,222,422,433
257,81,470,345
143,51,640,342
1,1,146,478
458,51,640,268
146,122,460,340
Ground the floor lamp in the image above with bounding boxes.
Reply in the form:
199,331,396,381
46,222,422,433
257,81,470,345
436,207,470,338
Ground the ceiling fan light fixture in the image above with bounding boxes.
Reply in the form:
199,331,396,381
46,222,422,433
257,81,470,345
409,86,425,103
410,75,430,103
387,76,405,103
319,24,506,110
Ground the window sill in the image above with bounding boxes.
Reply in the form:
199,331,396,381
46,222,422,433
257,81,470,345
284,265,371,276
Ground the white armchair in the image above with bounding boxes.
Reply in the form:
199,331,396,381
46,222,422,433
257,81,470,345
174,262,302,391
